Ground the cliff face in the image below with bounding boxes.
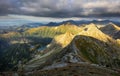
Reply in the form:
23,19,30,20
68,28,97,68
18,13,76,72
113,31,120,39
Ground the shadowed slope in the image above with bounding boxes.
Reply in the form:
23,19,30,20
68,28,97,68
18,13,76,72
27,63,119,76
100,23,120,39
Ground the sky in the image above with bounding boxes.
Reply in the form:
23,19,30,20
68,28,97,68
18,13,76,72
0,0,120,22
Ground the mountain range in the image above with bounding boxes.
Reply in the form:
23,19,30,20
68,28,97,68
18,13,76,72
0,21,120,76
45,20,120,26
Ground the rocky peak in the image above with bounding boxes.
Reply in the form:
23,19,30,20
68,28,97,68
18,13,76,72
102,23,120,31
100,23,120,39
79,23,112,42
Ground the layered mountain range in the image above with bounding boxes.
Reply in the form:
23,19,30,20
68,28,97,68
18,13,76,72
0,22,120,75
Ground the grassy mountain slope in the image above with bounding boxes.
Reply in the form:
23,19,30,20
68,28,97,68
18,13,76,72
25,23,82,38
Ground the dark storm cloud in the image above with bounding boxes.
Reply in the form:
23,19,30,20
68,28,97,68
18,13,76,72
0,0,11,15
0,0,20,15
0,0,120,17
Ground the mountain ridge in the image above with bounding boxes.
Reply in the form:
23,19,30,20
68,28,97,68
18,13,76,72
24,23,120,73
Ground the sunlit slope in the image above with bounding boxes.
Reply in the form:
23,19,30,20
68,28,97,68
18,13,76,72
0,32,20,38
79,23,113,42
25,23,82,38
0,23,81,40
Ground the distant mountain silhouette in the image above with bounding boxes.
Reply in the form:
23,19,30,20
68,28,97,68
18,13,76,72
19,23,44,28
45,20,120,26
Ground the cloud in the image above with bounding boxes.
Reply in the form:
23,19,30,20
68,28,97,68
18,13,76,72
0,0,120,17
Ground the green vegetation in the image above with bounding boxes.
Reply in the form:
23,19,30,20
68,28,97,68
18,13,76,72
25,24,81,38
75,35,120,68
3,43,31,70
